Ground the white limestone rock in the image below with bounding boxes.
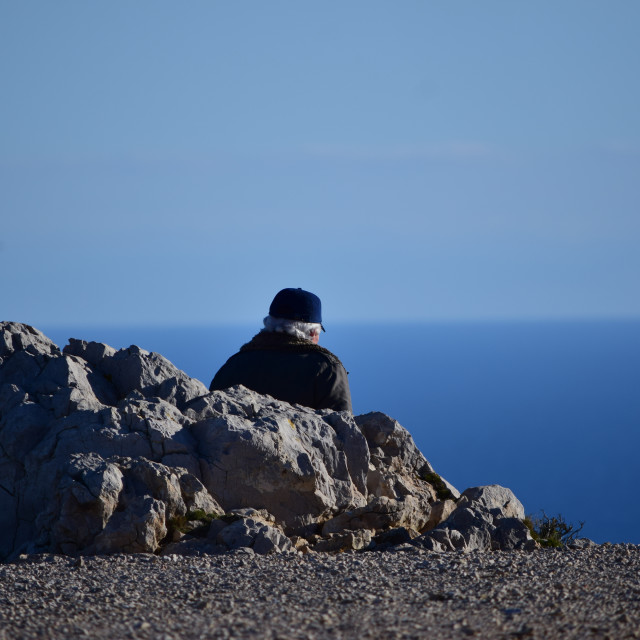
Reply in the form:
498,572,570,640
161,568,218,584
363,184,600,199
321,495,431,535
64,338,208,410
456,484,525,520
333,412,461,535
190,391,369,532
0,322,60,362
216,517,293,554
311,528,373,553
0,321,526,559
415,485,536,552
91,495,168,554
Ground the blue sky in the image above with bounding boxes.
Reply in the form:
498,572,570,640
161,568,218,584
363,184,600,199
2,1,639,326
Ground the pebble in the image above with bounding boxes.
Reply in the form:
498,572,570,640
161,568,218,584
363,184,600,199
0,546,639,638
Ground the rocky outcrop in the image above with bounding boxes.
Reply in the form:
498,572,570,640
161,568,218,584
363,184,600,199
415,485,536,552
0,322,536,559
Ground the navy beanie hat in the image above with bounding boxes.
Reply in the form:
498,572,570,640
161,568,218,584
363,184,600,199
269,288,324,330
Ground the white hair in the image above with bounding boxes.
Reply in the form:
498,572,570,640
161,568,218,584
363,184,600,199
263,315,322,342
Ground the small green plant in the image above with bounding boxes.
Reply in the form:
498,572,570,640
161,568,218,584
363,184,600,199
421,471,458,502
524,511,585,548
187,509,217,524
168,509,219,535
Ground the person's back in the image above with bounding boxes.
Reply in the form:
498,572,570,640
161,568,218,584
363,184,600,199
209,288,352,412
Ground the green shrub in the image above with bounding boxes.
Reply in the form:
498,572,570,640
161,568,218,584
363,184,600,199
421,471,458,502
168,509,219,535
524,511,585,548
187,509,217,524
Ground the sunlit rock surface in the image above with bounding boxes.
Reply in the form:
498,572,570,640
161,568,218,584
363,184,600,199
0,321,534,559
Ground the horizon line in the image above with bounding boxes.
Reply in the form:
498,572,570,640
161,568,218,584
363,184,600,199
21,313,640,330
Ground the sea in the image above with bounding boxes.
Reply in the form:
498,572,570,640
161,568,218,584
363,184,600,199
42,319,640,545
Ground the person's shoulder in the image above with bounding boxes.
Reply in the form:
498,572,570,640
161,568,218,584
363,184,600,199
239,331,346,370
307,345,348,375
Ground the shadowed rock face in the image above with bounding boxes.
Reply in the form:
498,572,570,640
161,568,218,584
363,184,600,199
0,322,535,558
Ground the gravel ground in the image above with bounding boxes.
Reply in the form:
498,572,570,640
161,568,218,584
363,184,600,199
1,545,639,640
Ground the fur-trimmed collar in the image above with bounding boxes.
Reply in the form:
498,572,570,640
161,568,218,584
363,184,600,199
239,331,345,369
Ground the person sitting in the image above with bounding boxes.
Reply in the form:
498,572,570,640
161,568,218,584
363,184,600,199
209,288,352,412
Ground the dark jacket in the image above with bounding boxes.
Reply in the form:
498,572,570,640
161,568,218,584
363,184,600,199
209,331,352,412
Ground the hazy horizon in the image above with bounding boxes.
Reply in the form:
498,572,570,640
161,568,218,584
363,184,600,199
29,314,640,332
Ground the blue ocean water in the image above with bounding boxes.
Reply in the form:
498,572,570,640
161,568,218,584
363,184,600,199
42,320,640,545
